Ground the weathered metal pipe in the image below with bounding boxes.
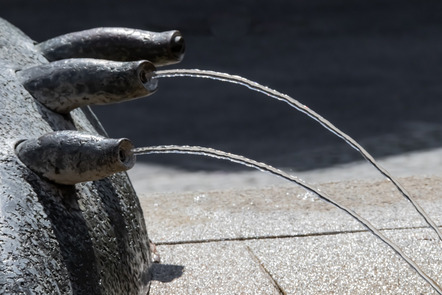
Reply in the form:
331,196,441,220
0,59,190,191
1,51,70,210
15,131,135,185
17,58,158,114
37,27,185,66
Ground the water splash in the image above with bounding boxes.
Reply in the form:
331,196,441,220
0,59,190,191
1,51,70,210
133,145,442,294
154,68,442,241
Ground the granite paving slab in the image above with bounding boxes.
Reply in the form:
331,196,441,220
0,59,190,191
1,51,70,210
139,176,442,294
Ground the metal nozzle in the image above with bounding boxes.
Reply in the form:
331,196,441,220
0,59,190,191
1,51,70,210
17,58,157,113
15,131,135,185
37,27,185,66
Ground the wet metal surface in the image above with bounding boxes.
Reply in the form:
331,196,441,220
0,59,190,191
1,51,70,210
15,131,135,185
37,27,185,66
18,58,157,113
0,18,153,294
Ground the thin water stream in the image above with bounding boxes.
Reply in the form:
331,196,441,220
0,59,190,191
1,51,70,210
133,145,442,294
155,69,442,242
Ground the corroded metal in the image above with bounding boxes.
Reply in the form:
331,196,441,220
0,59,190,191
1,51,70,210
0,17,183,294
37,27,185,66
18,58,158,113
15,131,135,185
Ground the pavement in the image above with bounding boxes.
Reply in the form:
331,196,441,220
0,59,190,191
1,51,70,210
131,148,442,294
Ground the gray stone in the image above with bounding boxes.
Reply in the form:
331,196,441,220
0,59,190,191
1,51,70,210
139,176,442,294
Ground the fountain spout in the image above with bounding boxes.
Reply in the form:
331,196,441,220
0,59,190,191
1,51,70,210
15,131,135,185
36,27,185,66
17,58,157,113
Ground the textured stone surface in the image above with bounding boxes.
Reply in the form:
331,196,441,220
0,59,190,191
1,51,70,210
140,176,442,294
140,176,442,243
0,18,151,294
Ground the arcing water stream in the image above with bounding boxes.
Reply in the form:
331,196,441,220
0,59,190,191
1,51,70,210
136,69,442,293
155,69,442,241
133,145,442,294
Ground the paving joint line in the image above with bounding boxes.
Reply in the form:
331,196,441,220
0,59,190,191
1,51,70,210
246,245,287,295
154,224,440,246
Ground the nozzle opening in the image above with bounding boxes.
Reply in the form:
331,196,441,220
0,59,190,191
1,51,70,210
117,139,135,169
137,61,158,92
171,33,185,58
119,149,127,163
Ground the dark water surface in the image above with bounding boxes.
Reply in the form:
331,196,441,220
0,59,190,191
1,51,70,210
4,0,442,171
